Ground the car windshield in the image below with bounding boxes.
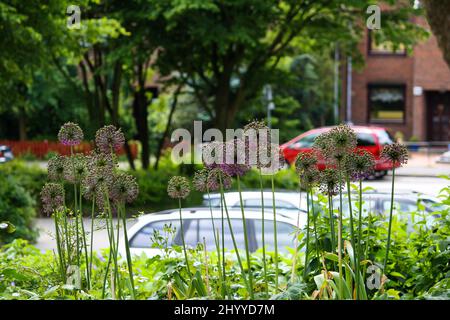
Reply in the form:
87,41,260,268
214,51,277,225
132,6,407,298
375,130,394,145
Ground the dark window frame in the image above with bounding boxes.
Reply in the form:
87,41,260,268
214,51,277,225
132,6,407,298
367,83,407,124
367,30,407,57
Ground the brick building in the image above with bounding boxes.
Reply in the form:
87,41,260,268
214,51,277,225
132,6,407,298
341,16,450,142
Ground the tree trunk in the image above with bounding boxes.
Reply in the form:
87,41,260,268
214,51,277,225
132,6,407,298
423,0,450,68
18,111,27,141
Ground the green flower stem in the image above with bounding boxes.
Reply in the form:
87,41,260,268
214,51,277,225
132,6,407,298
219,174,250,296
70,146,80,267
357,178,363,300
271,175,279,293
206,190,225,298
220,191,227,298
101,247,113,299
291,176,303,283
303,189,311,280
345,177,358,299
237,175,254,299
259,168,269,297
104,194,121,298
178,198,192,279
383,166,396,278
79,185,90,290
121,204,136,299
328,195,336,261
310,189,321,265
63,213,71,265
338,165,344,299
53,211,66,282
89,198,95,289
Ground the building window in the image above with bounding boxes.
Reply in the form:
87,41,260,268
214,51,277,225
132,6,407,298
368,84,406,123
368,30,406,56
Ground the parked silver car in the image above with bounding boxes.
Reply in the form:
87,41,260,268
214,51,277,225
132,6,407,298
0,145,14,163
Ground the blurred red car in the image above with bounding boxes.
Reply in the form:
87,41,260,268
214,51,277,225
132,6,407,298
280,125,397,178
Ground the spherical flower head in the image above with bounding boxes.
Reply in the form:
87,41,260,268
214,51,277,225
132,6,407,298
41,183,65,215
109,172,139,204
167,176,191,199
86,151,117,177
207,168,232,192
47,155,68,182
192,168,209,192
381,143,408,167
328,124,357,150
95,125,125,154
64,154,88,184
243,119,269,132
82,172,111,211
319,168,343,196
58,122,84,146
203,140,251,177
294,152,318,175
344,150,375,181
300,167,319,190
314,124,357,165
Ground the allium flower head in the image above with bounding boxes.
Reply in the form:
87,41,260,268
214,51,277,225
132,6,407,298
192,168,209,192
47,155,68,181
319,168,343,196
82,172,111,211
207,168,232,192
243,119,269,132
86,151,117,177
95,125,125,154
294,152,318,175
58,122,84,146
300,167,319,190
64,154,88,184
41,183,65,215
167,176,191,199
203,140,251,177
344,150,375,181
381,143,408,167
314,124,357,165
109,172,139,204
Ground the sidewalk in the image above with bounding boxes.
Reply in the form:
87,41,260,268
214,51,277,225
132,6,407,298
395,152,450,177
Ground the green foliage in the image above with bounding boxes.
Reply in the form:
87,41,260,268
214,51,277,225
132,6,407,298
0,174,37,244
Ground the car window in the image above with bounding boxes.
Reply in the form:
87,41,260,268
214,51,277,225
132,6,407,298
130,219,180,248
183,218,247,251
242,199,297,210
357,133,376,146
252,219,296,253
291,133,319,148
203,197,222,207
375,130,394,145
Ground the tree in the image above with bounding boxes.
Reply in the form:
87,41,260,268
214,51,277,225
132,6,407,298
422,0,450,68
140,0,425,132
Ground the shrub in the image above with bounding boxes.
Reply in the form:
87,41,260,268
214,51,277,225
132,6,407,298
0,174,38,244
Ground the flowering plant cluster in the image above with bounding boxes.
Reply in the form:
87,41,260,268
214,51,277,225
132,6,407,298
41,122,138,299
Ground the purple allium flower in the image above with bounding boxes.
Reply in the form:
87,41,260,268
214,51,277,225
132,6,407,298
64,154,88,184
109,172,139,204
47,155,68,182
207,168,232,192
82,172,111,211
294,152,318,175
381,143,408,167
192,168,209,192
95,125,125,154
41,183,65,215
167,176,191,199
203,140,251,177
58,122,84,146
344,150,375,181
319,168,343,196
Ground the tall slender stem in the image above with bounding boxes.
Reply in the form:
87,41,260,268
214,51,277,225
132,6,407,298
310,189,320,265
338,164,344,299
357,178,363,299
271,175,279,292
178,198,192,279
79,185,90,290
121,204,136,299
53,211,66,282
291,176,302,283
259,169,269,296
304,189,310,280
383,166,396,278
89,198,95,288
346,177,358,299
237,175,254,299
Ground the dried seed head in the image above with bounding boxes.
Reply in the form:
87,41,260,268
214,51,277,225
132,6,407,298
295,152,318,175
41,183,65,215
86,151,117,177
381,143,408,167
64,154,88,184
314,124,357,165
300,167,319,190
58,122,84,146
167,176,191,199
192,168,209,192
95,125,125,154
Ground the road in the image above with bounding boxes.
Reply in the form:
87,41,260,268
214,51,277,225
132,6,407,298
33,175,448,252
